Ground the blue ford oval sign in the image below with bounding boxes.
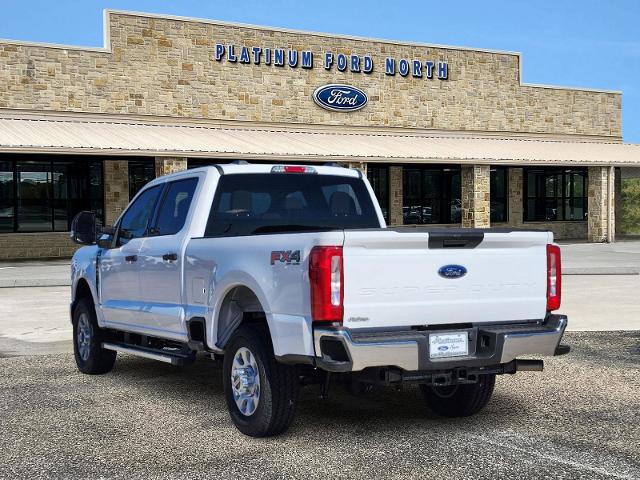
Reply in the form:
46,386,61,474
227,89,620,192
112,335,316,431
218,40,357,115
438,265,467,279
312,84,368,112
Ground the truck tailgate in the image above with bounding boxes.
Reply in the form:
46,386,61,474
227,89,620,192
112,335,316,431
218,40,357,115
342,229,553,329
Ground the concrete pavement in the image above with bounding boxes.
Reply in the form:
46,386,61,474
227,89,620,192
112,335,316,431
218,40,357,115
0,332,638,479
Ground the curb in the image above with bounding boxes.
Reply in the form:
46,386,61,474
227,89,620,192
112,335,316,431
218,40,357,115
563,267,639,276
0,279,70,288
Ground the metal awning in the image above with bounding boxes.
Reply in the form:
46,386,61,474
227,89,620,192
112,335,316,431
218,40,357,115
0,112,639,166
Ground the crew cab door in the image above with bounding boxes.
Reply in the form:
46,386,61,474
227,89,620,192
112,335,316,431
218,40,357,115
99,184,163,326
136,177,199,334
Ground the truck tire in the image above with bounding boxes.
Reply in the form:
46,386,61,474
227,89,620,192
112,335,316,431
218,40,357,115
420,374,496,417
72,298,116,375
223,325,299,437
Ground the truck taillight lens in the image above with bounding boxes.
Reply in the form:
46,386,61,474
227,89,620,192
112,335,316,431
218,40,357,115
546,244,562,311
309,246,343,322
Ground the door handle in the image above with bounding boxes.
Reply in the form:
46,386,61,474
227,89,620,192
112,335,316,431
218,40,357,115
162,253,178,262
125,255,137,262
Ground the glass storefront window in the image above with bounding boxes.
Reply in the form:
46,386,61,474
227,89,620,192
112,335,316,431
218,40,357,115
366,165,389,222
402,166,461,224
0,162,14,232
490,167,508,223
0,156,105,232
128,160,156,199
524,168,588,221
17,162,52,232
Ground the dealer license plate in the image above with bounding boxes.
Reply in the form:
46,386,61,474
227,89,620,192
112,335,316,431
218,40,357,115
429,332,469,359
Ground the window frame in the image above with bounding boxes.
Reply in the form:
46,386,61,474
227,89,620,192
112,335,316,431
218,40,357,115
523,167,588,222
113,183,164,246
490,166,509,223
0,156,105,233
204,172,381,238
402,165,461,225
147,177,200,238
366,164,390,223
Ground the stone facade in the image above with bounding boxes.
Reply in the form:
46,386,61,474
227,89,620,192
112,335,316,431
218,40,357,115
104,160,130,225
0,11,621,138
587,166,615,242
388,166,403,226
498,167,588,240
155,156,188,177
461,165,490,228
0,11,626,259
0,232,78,260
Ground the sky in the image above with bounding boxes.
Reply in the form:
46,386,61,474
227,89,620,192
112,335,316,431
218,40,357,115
1,0,638,142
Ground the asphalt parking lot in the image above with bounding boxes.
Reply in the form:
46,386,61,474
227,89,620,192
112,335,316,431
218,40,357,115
1,332,638,480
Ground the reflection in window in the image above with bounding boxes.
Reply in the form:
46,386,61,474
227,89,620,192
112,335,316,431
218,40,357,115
153,178,198,236
524,168,588,221
490,167,508,223
402,166,461,224
128,160,155,200
0,157,104,232
0,162,14,232
367,165,389,222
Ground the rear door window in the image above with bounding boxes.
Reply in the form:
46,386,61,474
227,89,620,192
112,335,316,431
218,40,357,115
152,178,198,236
205,173,380,237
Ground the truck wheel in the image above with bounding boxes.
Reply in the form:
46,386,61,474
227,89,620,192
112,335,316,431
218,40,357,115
223,325,299,437
72,298,116,375
420,374,496,417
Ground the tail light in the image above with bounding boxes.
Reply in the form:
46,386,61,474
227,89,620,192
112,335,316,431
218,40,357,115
546,244,562,311
309,246,343,322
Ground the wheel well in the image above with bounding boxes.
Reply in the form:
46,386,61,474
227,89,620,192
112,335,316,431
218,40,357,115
216,286,269,349
73,278,94,311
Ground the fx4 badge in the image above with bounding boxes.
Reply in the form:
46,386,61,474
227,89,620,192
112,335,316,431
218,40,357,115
271,250,301,266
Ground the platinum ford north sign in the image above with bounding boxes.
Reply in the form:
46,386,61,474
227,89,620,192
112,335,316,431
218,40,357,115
313,84,368,112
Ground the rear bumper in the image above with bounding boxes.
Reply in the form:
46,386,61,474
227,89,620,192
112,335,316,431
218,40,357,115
313,314,568,372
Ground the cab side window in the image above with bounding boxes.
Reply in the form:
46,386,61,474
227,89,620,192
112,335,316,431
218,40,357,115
152,178,198,236
118,185,162,245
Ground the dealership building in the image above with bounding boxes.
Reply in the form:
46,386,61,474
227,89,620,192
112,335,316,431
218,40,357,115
0,10,639,259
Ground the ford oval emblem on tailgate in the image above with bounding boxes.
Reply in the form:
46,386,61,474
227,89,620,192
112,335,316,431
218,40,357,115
438,264,467,279
313,84,368,112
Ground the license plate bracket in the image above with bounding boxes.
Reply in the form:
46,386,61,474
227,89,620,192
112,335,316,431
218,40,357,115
429,332,469,359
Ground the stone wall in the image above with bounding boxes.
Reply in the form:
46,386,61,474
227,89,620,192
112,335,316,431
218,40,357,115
587,166,615,242
461,165,490,228
0,232,79,260
388,166,403,226
0,11,621,138
499,167,588,240
155,156,188,177
104,160,130,225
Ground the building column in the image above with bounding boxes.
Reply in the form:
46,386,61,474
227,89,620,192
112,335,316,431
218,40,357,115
347,161,367,176
588,166,615,242
615,167,622,238
104,160,130,225
461,165,490,228
155,156,188,177
507,167,524,226
388,166,403,226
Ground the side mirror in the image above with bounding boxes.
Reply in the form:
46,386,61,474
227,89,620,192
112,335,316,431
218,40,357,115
70,211,97,245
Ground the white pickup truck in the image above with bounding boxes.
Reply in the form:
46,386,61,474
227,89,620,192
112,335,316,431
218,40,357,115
69,163,569,437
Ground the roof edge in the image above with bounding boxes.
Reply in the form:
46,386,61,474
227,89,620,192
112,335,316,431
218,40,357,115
0,108,624,144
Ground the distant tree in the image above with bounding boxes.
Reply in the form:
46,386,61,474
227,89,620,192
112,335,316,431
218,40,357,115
620,178,640,234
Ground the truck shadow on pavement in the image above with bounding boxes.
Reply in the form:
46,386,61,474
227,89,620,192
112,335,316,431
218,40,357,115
106,354,527,433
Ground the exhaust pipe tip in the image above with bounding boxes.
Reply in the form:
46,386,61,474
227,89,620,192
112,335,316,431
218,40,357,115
516,359,544,372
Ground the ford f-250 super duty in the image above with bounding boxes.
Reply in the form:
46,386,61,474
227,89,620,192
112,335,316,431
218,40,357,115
69,163,569,437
